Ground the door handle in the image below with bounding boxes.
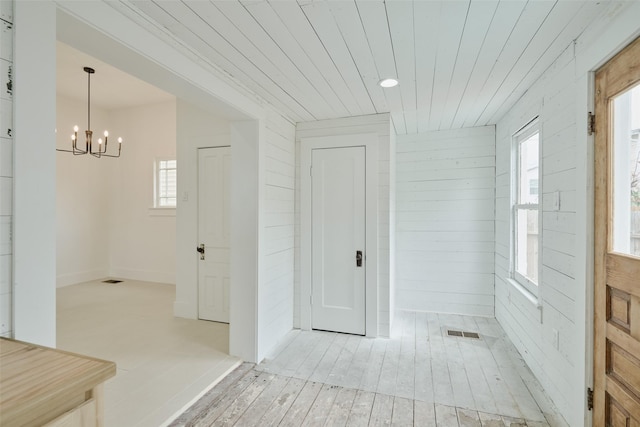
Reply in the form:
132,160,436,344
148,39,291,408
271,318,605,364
356,250,363,267
197,244,205,260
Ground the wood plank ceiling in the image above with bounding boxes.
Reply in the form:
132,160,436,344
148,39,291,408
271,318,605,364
113,0,612,134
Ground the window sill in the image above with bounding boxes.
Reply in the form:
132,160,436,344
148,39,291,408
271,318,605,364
506,277,542,310
148,207,176,217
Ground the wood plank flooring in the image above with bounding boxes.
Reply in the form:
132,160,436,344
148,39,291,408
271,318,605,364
171,312,568,426
170,363,554,427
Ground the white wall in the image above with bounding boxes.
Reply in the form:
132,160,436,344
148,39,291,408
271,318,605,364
110,101,177,284
493,2,640,425
175,99,230,319
295,113,392,336
56,97,177,287
396,127,495,316
9,0,294,363
13,0,57,347
258,109,295,357
176,100,296,362
0,0,13,338
56,95,112,287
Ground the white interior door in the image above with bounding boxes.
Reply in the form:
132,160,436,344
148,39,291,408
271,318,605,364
198,147,231,323
311,146,366,335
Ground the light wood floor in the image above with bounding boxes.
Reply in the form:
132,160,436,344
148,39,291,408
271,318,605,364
172,312,567,426
250,311,566,426
171,363,553,427
56,279,240,427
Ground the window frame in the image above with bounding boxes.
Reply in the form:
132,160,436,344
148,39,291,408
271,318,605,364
510,118,541,297
153,158,177,209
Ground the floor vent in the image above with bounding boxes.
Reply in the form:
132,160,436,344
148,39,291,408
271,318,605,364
447,329,480,339
102,279,123,284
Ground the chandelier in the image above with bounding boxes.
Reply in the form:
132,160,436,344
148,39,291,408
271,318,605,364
57,66,122,158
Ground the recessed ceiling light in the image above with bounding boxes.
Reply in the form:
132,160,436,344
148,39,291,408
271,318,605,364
378,78,398,88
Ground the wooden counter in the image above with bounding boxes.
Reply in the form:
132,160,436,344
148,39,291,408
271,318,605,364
0,338,116,427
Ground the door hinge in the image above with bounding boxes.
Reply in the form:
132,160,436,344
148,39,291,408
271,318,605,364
310,295,313,305
588,112,595,136
587,387,594,411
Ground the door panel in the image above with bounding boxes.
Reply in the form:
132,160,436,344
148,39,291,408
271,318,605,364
311,146,365,335
594,35,640,426
198,147,231,323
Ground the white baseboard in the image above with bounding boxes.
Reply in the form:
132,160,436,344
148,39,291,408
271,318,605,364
173,300,197,319
56,269,108,288
109,268,175,285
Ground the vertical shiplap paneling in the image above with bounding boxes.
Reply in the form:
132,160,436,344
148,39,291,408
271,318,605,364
0,0,12,338
396,126,496,317
494,44,578,423
259,108,296,356
295,114,392,336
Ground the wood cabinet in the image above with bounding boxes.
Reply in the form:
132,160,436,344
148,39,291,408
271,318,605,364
0,338,116,427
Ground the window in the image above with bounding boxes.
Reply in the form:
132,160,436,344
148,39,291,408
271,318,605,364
154,159,177,208
512,120,540,294
611,84,640,257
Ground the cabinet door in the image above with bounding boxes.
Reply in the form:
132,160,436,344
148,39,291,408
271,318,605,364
45,399,97,427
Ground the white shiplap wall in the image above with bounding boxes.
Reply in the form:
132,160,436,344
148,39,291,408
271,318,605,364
493,2,640,421
258,109,296,357
0,1,12,338
295,113,392,336
494,44,579,425
396,127,495,316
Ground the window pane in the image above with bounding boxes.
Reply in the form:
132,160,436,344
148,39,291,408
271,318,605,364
518,133,539,204
155,159,177,208
516,208,539,284
612,83,640,257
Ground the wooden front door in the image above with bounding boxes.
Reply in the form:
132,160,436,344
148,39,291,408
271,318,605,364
594,35,640,425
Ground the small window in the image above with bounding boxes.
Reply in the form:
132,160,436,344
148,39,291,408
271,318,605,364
512,120,540,294
154,159,177,208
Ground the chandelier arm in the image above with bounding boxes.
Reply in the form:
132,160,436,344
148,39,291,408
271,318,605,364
94,143,122,158
56,148,84,154
96,152,121,158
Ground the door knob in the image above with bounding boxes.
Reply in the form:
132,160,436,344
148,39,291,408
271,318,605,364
197,244,205,260
356,250,363,267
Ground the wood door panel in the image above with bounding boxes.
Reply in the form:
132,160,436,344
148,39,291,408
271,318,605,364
606,379,640,424
595,35,640,425
608,287,631,333
608,341,640,401
607,254,640,294
605,392,631,427
607,324,640,363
